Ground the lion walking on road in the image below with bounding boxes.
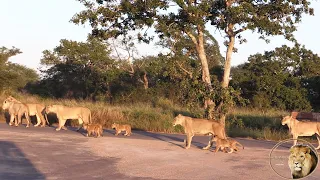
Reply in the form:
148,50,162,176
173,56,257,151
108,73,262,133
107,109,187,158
2,99,31,127
173,114,226,149
45,105,91,131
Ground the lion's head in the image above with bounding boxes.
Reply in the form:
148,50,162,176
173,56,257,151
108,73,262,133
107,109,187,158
281,115,292,126
111,123,118,129
288,145,317,179
173,114,185,126
45,105,56,114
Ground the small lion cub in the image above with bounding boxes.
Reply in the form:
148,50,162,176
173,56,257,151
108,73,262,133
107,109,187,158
83,123,103,138
111,123,132,136
212,135,243,153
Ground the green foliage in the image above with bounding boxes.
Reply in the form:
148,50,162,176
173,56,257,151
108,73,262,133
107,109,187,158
0,46,39,92
32,39,118,99
231,44,317,111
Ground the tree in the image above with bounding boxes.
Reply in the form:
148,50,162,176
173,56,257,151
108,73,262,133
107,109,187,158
39,39,117,100
0,46,38,92
72,0,314,123
230,44,320,111
210,0,314,88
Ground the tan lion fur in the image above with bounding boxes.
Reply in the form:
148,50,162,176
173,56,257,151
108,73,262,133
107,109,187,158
173,114,227,149
111,123,132,136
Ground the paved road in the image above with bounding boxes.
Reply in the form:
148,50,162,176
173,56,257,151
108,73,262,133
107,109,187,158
0,122,319,180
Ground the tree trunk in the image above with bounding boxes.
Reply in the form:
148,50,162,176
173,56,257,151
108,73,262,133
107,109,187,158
186,28,214,109
143,72,148,89
222,35,235,88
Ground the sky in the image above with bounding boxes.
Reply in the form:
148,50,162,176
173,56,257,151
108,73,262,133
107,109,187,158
1,0,320,72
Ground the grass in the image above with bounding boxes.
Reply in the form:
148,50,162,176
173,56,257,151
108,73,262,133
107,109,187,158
0,92,304,141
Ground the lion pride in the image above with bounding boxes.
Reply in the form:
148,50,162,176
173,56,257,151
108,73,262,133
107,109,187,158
173,114,226,149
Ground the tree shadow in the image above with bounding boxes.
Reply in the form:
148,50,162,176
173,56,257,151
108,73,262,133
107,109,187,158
0,141,45,180
133,131,209,149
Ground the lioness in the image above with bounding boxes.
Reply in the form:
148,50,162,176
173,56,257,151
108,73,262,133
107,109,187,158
282,115,320,149
211,136,244,153
2,99,31,127
5,96,49,127
288,145,318,179
173,114,226,149
111,123,132,136
83,123,103,138
45,105,92,131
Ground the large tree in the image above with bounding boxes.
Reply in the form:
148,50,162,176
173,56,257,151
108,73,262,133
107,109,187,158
72,0,314,123
39,39,117,99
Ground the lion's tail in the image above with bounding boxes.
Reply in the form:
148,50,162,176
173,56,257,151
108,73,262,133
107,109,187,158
237,142,244,149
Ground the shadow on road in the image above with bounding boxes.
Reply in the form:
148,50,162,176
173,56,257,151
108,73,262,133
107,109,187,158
0,141,45,180
133,131,209,149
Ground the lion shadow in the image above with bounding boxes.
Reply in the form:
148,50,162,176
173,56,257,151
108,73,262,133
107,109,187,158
0,141,45,180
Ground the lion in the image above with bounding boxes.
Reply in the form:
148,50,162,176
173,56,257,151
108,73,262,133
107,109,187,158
45,105,91,131
288,145,318,179
111,123,132,136
5,96,49,127
282,115,320,149
83,123,103,138
2,99,31,127
211,135,244,153
173,114,226,149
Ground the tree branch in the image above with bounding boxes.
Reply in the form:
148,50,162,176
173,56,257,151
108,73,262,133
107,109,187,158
235,26,248,34
177,62,193,78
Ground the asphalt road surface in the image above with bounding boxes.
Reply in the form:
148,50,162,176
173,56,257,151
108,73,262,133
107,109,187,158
0,122,319,180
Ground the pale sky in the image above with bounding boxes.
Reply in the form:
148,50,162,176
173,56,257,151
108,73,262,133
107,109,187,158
1,0,320,72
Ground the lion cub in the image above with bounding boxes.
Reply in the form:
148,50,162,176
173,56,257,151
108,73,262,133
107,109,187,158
212,135,244,153
83,123,103,138
111,123,132,136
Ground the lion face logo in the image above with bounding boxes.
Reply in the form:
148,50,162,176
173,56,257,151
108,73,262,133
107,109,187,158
288,145,318,179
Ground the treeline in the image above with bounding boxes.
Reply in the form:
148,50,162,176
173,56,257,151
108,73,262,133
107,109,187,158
2,39,319,111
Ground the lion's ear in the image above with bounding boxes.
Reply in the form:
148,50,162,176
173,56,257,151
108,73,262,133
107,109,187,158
306,147,311,154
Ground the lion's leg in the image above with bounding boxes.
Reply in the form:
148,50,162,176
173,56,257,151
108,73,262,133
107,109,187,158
185,134,194,149
34,114,41,127
227,148,234,154
25,112,31,128
115,129,119,136
76,118,84,131
203,135,213,150
17,114,23,127
315,134,320,150
293,135,298,146
9,114,15,126
214,145,221,153
56,117,67,131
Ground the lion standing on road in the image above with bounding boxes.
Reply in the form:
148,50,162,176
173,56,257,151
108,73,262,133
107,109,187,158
83,123,103,138
282,115,320,149
45,105,91,131
288,145,318,179
173,114,226,150
2,99,31,127
111,123,132,136
5,96,49,127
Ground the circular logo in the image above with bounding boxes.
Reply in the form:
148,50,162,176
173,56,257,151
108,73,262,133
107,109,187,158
269,139,319,179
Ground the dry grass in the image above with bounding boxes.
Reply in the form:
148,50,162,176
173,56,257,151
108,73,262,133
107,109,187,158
0,92,295,140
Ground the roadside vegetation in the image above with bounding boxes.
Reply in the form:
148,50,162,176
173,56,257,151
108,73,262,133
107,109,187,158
1,1,319,141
